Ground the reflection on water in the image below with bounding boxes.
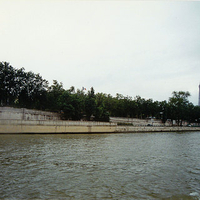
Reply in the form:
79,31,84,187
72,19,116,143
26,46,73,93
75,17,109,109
0,132,200,199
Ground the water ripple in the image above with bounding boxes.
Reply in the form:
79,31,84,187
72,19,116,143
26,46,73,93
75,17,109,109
0,132,200,199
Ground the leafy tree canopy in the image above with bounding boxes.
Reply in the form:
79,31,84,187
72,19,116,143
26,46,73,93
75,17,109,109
1,61,200,124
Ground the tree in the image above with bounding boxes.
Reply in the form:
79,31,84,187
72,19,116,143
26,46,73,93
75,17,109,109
0,62,48,108
168,91,191,126
58,90,84,120
0,62,16,106
95,93,110,121
191,105,200,124
134,96,146,118
85,87,96,120
47,80,64,111
16,70,48,109
158,100,168,123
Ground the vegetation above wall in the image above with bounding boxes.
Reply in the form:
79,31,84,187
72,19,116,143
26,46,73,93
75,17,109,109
1,61,200,124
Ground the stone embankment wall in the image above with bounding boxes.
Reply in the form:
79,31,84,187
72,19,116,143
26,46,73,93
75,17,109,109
1,120,200,133
1,107,200,134
0,107,117,133
110,117,165,126
115,126,200,133
0,119,117,133
0,107,60,121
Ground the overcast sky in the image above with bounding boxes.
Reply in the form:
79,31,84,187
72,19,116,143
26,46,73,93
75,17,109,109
1,0,200,104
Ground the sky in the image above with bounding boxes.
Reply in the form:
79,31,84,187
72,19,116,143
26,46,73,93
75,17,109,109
0,0,200,105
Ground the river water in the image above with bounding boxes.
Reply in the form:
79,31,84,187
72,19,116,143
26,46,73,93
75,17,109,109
0,132,200,199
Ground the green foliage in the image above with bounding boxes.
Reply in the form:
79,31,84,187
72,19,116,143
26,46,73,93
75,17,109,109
95,93,110,122
85,87,96,120
117,122,133,126
0,62,16,105
1,61,200,124
168,91,191,126
0,62,48,108
47,80,65,111
58,91,84,120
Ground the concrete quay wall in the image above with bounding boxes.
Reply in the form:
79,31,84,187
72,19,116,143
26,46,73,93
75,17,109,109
0,120,200,134
110,117,164,126
115,126,200,133
0,120,117,134
0,107,60,121
1,107,199,134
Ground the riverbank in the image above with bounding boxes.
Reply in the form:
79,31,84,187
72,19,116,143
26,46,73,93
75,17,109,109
115,125,200,133
0,120,116,134
0,119,200,134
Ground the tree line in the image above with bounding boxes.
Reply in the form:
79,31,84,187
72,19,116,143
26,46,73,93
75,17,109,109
1,61,200,125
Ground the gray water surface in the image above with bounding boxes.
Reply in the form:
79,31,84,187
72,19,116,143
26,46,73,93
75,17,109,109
0,132,200,199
